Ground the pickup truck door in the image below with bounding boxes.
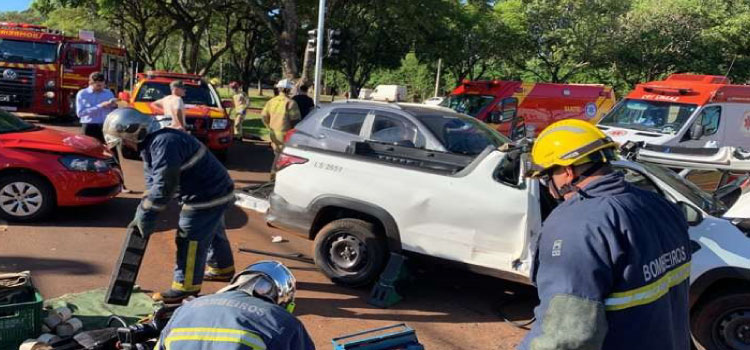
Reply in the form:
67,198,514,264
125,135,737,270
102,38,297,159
397,151,538,277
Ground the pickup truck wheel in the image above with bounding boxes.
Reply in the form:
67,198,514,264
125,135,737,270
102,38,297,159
691,291,750,350
313,218,387,287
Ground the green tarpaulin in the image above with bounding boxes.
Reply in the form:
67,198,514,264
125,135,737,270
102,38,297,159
45,288,155,330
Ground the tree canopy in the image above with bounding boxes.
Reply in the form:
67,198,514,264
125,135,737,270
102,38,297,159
4,0,750,96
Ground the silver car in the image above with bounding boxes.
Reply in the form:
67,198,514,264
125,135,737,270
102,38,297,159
287,100,509,155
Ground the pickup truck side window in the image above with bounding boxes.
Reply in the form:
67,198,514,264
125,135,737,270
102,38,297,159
370,115,419,147
322,110,368,135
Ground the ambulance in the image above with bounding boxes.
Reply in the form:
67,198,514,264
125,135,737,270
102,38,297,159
598,74,750,148
441,80,616,138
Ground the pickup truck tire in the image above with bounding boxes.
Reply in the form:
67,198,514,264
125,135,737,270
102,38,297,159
313,218,387,287
691,291,750,350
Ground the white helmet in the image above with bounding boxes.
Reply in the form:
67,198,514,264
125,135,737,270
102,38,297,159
102,108,161,153
217,261,297,313
275,79,295,90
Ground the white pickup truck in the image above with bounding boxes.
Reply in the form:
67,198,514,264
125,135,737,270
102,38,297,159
267,141,750,350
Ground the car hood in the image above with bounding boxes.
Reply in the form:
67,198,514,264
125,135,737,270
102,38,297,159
598,125,674,145
132,102,226,118
0,126,110,158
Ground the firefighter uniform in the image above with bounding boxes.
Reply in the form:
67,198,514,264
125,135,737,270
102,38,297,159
138,128,236,295
232,91,249,139
156,290,315,350
260,94,300,154
518,172,691,350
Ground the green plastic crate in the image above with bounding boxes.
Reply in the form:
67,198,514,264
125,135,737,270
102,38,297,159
0,291,43,349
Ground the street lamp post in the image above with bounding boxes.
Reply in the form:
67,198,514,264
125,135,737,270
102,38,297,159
313,0,326,106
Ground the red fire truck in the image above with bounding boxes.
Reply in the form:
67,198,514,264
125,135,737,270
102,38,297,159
0,23,127,118
441,80,616,138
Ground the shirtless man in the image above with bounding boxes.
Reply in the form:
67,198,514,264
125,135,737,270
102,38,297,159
151,80,186,130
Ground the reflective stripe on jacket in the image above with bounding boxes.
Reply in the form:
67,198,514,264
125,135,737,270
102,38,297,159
157,291,315,350
519,172,691,350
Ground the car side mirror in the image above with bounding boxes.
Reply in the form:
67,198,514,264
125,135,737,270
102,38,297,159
221,99,234,109
690,122,704,140
678,201,703,226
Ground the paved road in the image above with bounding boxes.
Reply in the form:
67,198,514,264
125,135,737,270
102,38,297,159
0,122,534,349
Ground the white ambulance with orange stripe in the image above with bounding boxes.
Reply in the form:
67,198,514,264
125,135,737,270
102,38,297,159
0,22,127,118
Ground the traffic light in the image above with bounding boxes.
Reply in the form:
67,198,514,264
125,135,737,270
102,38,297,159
307,29,317,52
327,29,341,57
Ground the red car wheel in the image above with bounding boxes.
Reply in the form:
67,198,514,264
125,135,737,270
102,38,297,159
0,173,55,222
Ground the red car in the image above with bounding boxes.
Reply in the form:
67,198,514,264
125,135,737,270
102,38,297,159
0,109,122,221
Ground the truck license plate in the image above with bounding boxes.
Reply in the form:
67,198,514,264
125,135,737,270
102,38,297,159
0,95,9,102
0,106,16,111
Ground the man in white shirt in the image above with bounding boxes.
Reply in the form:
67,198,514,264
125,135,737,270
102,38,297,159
150,80,186,130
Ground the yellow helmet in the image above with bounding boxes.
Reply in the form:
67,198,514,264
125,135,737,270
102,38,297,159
529,119,616,177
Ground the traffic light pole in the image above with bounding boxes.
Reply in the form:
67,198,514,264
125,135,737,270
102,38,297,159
313,0,326,106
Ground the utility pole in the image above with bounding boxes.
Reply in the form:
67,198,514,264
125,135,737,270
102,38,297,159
434,58,442,98
313,0,326,106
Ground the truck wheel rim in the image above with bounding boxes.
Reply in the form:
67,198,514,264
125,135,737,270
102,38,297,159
329,235,365,271
0,182,42,217
717,308,750,350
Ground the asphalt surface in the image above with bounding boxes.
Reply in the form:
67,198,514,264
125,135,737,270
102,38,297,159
0,121,535,349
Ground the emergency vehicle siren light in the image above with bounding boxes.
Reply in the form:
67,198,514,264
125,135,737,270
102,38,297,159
0,22,61,35
643,86,693,95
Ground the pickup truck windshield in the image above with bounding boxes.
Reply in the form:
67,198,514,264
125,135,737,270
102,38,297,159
641,162,727,216
599,99,697,135
135,82,219,107
440,94,495,117
0,110,35,134
415,114,509,155
0,39,57,64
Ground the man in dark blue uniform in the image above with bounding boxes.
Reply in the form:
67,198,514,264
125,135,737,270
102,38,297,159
520,119,691,350
156,261,315,350
103,108,237,303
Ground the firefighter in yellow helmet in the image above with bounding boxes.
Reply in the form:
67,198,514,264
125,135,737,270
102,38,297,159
519,119,691,350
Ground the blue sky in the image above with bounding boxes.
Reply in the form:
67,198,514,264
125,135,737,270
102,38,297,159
1,0,33,12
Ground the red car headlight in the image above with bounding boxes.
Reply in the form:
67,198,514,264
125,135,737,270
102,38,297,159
59,155,111,173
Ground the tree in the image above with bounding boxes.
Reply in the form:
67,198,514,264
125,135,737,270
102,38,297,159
227,19,277,91
247,0,304,80
96,0,176,69
327,0,442,96
417,1,500,83
0,10,44,24
153,0,244,75
494,0,628,83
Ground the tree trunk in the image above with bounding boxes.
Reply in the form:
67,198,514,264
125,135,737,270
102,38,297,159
279,0,301,79
299,42,316,87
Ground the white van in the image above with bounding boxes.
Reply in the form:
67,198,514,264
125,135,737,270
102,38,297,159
598,74,750,149
370,85,407,102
